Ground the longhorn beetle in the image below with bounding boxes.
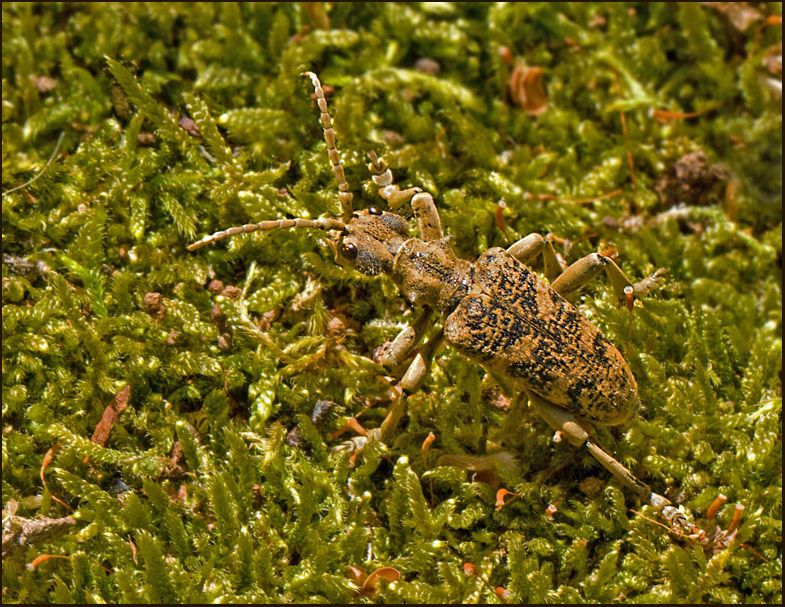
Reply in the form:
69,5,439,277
189,72,688,529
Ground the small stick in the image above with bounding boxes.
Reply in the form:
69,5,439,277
3,132,65,197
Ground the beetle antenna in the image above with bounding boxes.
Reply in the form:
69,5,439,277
187,217,346,251
305,71,353,222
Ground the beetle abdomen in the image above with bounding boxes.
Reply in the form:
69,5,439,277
444,248,638,425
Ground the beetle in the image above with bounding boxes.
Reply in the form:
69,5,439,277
189,72,685,524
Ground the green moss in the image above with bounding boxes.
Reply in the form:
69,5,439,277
2,2,781,603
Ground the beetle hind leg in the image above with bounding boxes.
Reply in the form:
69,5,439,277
527,391,676,513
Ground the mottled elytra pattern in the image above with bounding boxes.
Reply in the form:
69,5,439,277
445,248,639,425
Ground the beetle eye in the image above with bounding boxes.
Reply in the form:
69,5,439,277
341,241,358,259
368,206,382,216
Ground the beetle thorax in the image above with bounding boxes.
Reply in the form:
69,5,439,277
392,239,472,314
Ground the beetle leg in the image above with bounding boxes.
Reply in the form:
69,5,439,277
399,328,444,395
506,233,565,281
335,329,445,453
550,252,667,302
368,152,421,210
541,238,567,282
600,256,635,302
507,233,544,265
527,391,676,512
632,268,668,298
550,253,608,297
377,331,442,441
368,152,444,241
378,307,434,371
411,192,444,241
602,258,667,305
508,233,666,303
379,328,445,442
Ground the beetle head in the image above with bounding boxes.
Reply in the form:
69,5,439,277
333,207,409,275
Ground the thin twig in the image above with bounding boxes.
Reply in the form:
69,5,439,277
2,131,65,197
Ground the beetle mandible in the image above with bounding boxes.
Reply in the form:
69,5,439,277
189,72,681,521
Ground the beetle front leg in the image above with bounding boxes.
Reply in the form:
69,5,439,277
378,328,444,441
411,192,443,241
336,329,445,453
398,328,444,395
368,152,421,210
378,307,434,372
368,152,443,241
390,329,445,444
